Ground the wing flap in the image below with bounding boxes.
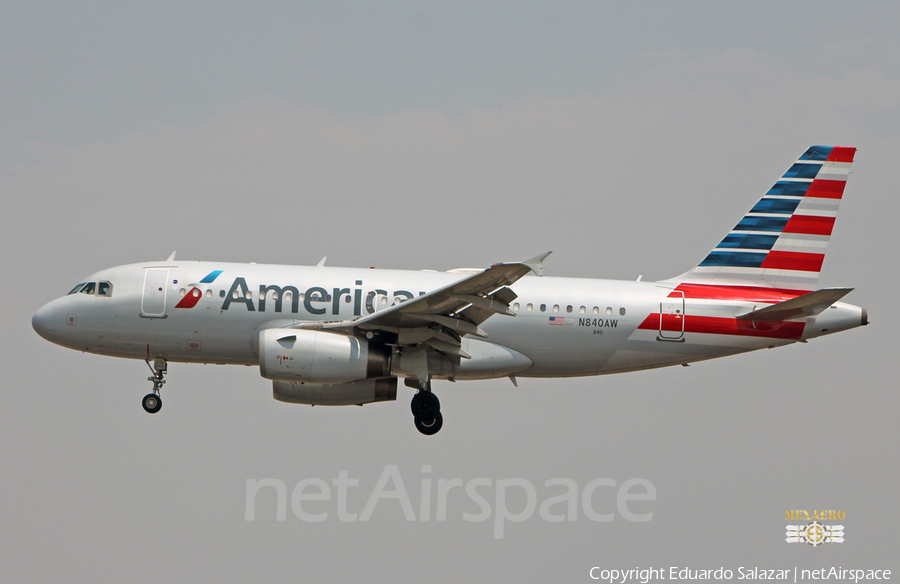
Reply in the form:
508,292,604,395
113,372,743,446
305,253,550,360
342,253,548,331
457,286,520,325
404,314,488,338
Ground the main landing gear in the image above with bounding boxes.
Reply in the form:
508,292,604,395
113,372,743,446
411,382,442,435
142,358,166,414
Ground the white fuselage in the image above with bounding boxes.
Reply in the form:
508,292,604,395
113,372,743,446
32,260,866,379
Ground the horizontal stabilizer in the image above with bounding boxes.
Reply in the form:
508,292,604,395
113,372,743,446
737,288,853,322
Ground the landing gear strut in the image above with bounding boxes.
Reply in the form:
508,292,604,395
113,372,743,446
411,382,442,435
142,358,166,414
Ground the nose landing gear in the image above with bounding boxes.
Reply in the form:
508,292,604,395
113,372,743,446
411,382,442,435
142,358,166,414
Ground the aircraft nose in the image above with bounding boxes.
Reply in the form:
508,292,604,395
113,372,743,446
32,301,56,340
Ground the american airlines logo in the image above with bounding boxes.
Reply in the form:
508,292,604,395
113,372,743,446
220,277,427,317
175,270,224,309
175,272,427,316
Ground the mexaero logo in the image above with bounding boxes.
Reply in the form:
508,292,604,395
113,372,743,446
175,270,223,309
785,510,845,546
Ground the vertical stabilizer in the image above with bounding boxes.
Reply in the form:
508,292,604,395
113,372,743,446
670,146,855,291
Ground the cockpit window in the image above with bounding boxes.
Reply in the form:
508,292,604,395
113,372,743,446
68,283,86,295
97,281,113,297
80,282,96,295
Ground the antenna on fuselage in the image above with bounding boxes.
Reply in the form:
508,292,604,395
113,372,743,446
316,256,327,267
166,251,176,261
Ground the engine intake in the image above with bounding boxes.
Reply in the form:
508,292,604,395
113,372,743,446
259,328,391,384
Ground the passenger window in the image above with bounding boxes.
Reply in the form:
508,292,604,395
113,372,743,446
80,282,96,295
513,303,520,311
219,290,225,298
526,303,533,312
97,282,112,297
553,305,559,313
606,307,613,315
592,307,599,315
566,305,573,313
579,306,586,314
620,307,626,316
540,304,546,312
205,290,212,298
68,283,86,295
179,288,187,297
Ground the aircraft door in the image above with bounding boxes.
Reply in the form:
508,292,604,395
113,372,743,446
142,269,169,317
658,289,685,341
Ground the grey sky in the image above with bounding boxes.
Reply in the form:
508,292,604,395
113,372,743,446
2,2,897,582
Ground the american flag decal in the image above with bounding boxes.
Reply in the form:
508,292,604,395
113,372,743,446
549,317,564,326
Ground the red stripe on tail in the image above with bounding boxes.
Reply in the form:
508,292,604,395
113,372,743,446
827,147,856,163
783,215,835,236
760,251,825,272
805,179,846,199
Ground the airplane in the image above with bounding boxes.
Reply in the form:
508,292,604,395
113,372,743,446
32,145,867,435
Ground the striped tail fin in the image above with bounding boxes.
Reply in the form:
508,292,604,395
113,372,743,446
672,145,856,291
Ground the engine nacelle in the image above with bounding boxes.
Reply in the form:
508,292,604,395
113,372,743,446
259,328,391,384
273,378,397,406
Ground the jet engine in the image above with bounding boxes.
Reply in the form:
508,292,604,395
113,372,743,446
259,328,391,384
272,378,397,406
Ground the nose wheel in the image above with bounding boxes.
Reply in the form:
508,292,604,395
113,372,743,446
143,358,167,414
411,383,442,435
142,393,162,414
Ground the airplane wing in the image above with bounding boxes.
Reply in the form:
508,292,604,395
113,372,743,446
736,288,853,322
298,252,551,360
